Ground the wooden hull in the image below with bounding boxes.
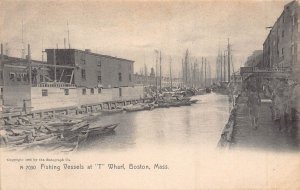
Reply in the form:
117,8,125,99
124,107,145,112
87,123,119,137
100,109,123,114
190,100,198,104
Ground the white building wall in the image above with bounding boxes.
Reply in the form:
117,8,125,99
31,87,78,111
31,86,144,111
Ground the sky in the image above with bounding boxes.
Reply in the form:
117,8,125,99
0,0,291,77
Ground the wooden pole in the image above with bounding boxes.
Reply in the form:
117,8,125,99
220,54,223,82
1,43,3,64
28,44,32,86
205,58,207,87
159,51,162,91
223,52,226,82
201,57,204,87
155,50,158,97
169,57,172,89
54,49,57,82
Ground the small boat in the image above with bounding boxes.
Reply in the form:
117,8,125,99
143,104,155,110
83,112,103,122
205,88,211,93
43,121,89,138
60,130,88,143
63,125,89,138
189,99,198,104
87,123,119,137
4,119,15,125
99,108,123,115
55,113,101,122
177,101,192,106
8,136,59,150
157,102,170,108
176,96,191,102
46,120,82,127
123,104,145,112
7,134,27,142
34,134,55,141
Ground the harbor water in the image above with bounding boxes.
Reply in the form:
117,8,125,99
80,93,232,151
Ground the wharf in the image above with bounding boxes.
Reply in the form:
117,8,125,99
0,98,151,121
220,94,300,151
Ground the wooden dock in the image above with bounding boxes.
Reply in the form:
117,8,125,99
0,98,152,121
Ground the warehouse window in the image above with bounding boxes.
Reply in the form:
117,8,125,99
42,89,48,97
118,72,122,82
81,54,86,64
292,16,295,26
119,88,122,97
98,88,102,94
98,75,102,83
10,73,15,80
23,74,28,82
90,88,94,94
82,88,86,95
16,74,21,82
81,69,86,80
129,74,132,82
40,75,44,82
97,60,101,67
64,89,69,95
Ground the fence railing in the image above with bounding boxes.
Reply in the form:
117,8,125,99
32,82,76,88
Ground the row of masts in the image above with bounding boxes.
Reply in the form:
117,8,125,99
216,38,233,83
20,20,71,61
149,48,212,91
182,49,212,88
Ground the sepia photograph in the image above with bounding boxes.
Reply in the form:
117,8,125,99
0,0,300,189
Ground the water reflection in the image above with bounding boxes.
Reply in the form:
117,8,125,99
80,93,231,151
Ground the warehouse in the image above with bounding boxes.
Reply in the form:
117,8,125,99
45,49,134,89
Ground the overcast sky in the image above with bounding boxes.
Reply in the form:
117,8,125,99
0,0,291,77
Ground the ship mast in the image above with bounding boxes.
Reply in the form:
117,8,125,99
169,57,172,89
204,58,207,87
21,19,25,59
223,52,226,82
67,21,71,49
155,50,158,98
227,38,231,82
220,51,223,83
159,51,162,91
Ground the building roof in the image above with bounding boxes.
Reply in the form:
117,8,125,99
263,0,299,45
2,55,45,64
45,48,134,63
2,55,75,69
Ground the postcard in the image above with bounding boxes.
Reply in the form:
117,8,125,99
0,0,299,189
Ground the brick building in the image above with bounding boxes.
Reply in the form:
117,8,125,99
262,0,300,75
